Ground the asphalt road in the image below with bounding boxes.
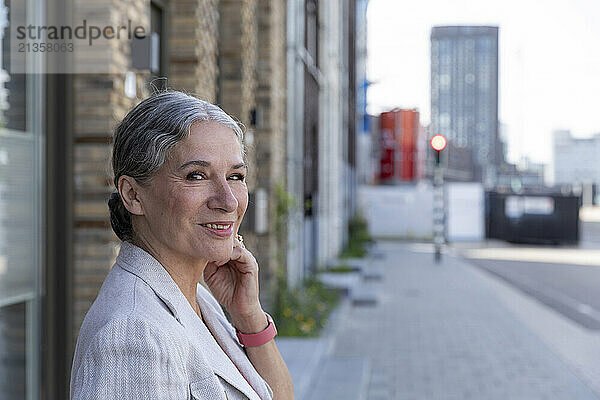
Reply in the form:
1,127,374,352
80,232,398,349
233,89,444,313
460,221,600,331
582,221,600,247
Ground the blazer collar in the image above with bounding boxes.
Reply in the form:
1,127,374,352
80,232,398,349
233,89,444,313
115,241,190,325
114,241,266,400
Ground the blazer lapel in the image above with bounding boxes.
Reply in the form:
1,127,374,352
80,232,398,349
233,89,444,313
196,292,271,400
183,303,260,400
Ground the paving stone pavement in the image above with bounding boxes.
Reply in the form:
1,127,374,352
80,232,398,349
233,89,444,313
327,241,599,400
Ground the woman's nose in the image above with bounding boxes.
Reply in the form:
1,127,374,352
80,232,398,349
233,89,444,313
208,179,238,212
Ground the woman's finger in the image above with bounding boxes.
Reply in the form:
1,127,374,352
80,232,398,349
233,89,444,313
230,246,257,267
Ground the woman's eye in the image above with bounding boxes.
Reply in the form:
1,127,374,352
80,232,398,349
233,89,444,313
186,172,205,181
229,173,246,181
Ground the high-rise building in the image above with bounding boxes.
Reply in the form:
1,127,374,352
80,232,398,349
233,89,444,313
430,25,500,186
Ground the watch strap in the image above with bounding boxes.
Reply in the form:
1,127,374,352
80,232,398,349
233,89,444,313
235,312,277,347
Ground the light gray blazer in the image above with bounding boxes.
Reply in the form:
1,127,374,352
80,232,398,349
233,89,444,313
70,241,273,400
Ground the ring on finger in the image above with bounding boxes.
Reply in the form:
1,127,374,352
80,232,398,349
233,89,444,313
236,234,245,249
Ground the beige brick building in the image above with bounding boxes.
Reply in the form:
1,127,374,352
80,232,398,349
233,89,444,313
252,0,288,307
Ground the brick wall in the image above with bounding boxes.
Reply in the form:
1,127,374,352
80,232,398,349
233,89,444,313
217,0,258,125
253,0,287,307
169,0,219,101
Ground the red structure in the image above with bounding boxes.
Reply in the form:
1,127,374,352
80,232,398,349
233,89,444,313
378,109,422,182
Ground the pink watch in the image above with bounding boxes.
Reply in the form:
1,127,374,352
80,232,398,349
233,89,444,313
236,312,277,347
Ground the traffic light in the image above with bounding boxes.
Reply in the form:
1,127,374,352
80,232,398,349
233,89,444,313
430,134,447,166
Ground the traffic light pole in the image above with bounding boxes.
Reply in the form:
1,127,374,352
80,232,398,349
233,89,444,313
430,135,447,263
433,150,445,263
433,156,446,262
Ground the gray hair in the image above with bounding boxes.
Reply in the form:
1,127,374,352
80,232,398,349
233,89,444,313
108,90,245,242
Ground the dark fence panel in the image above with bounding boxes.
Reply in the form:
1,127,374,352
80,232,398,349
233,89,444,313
486,192,580,244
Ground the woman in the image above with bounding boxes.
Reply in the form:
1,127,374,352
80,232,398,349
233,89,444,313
70,91,294,400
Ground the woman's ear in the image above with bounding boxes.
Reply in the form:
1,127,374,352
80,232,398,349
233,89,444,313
118,176,145,216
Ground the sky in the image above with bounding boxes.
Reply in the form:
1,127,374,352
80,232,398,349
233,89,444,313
366,0,600,165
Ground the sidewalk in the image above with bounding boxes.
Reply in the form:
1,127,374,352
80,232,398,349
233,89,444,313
278,240,600,399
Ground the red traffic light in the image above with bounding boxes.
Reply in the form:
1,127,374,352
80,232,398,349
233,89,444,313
430,134,447,151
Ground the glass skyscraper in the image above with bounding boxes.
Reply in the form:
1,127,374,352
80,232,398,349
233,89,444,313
430,25,500,185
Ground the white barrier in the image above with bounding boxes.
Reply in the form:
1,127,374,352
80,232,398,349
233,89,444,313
358,183,434,239
446,182,485,242
358,182,485,242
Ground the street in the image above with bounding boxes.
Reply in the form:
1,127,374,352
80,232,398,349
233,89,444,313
458,220,600,331
328,242,599,399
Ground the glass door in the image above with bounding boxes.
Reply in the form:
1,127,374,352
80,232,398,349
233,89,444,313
0,0,44,398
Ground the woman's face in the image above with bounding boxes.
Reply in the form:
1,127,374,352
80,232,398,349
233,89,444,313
137,121,248,264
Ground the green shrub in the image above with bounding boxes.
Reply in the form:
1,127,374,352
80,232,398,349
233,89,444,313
270,183,341,336
340,212,373,259
273,277,341,337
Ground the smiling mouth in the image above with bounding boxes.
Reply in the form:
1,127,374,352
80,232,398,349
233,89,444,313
200,223,233,230
199,223,234,238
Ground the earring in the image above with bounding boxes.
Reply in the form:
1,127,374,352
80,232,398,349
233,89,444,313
236,234,245,249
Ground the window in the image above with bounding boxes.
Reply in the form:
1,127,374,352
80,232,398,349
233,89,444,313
148,0,168,90
0,0,44,398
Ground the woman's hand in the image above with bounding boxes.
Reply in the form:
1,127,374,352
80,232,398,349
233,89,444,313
202,235,266,331
203,237,295,399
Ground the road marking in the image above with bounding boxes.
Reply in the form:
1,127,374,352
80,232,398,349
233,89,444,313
400,243,448,254
580,206,600,222
463,247,600,267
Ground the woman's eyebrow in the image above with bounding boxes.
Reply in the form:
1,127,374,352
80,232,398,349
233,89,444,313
177,160,247,170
